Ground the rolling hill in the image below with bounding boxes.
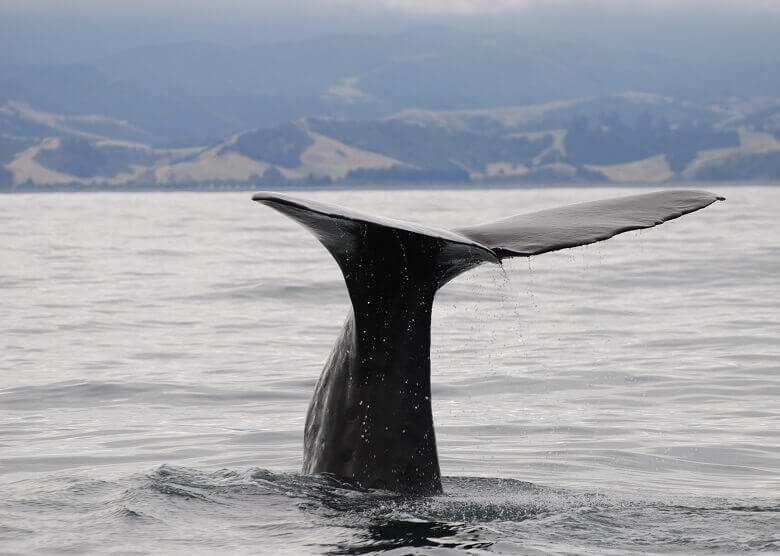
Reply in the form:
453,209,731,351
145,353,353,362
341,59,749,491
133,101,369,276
2,93,780,190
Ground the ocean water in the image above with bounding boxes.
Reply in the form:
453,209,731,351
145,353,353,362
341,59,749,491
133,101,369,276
0,186,777,555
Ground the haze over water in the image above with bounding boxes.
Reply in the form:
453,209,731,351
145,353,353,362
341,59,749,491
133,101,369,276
0,186,778,554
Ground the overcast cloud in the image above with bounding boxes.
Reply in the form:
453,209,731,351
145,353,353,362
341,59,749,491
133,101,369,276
4,0,780,18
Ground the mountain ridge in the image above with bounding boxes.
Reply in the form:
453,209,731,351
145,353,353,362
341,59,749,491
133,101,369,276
3,28,780,146
3,92,779,190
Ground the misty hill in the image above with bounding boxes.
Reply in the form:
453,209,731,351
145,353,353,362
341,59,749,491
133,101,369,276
2,27,780,145
3,93,780,190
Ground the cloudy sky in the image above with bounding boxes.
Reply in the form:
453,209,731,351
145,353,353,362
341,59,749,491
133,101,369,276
4,0,780,17
2,0,778,65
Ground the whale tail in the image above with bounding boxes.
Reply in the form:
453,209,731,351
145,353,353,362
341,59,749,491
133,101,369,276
253,189,723,493
253,192,502,493
253,189,724,275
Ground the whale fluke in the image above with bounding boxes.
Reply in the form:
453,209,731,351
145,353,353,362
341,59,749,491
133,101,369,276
253,189,723,494
456,190,724,258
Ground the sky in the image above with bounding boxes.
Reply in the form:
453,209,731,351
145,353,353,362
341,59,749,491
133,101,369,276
2,0,779,65
4,0,780,18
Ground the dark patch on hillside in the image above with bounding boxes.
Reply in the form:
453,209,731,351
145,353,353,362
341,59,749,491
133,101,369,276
308,118,552,172
224,123,313,167
728,105,780,134
0,165,13,188
694,151,780,180
563,112,739,170
34,138,160,178
0,135,36,165
0,113,60,139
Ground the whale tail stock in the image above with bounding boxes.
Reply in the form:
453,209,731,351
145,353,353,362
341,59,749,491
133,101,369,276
253,189,723,494
253,191,500,493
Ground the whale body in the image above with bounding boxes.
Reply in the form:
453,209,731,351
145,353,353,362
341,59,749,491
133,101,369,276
253,189,723,494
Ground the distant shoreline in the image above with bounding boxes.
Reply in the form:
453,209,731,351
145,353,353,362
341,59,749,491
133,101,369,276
2,180,777,194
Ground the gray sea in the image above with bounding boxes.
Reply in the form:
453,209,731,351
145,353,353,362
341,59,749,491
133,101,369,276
0,186,778,555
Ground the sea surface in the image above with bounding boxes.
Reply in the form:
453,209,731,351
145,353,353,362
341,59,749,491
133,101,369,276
0,186,778,555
